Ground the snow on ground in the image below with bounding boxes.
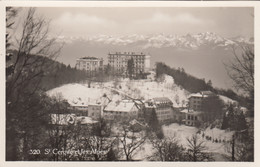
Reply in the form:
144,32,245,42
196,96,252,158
132,141,155,160
163,123,198,146
46,74,189,108
109,75,189,107
163,123,233,155
203,127,234,142
46,83,122,105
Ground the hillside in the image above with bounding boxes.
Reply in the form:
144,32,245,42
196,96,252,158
47,74,190,108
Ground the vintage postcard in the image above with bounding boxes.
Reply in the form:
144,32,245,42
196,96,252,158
1,1,259,167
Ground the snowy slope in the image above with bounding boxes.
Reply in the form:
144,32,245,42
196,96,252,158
108,74,189,107
163,123,234,155
47,74,189,108
46,83,122,106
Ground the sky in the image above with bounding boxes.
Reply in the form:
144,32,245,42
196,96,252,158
15,7,254,38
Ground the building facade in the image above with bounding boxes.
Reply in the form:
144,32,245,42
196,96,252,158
88,104,102,120
145,97,173,123
108,52,150,76
182,109,203,126
182,91,214,126
75,56,103,73
188,91,214,111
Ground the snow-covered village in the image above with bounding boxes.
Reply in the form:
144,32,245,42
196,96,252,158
5,6,254,162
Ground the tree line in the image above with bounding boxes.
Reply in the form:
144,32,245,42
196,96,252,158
155,62,252,111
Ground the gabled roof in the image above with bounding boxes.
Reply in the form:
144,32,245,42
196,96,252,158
152,97,173,104
188,91,214,99
104,100,136,112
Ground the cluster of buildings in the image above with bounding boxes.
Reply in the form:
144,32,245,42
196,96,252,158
49,83,226,128
75,52,150,77
56,51,231,127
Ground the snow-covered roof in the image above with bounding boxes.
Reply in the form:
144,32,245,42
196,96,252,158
200,91,214,96
152,97,173,104
180,109,189,113
188,91,214,99
188,93,207,98
76,116,98,124
104,100,136,113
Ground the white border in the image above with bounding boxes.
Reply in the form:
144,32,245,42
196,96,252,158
0,1,259,167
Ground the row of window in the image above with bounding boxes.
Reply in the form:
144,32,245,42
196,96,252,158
158,115,171,121
80,61,99,65
191,100,202,104
104,111,128,115
157,110,171,115
191,105,201,110
187,115,198,120
109,55,145,59
89,107,101,111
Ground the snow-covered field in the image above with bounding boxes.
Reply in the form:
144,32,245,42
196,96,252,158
46,83,122,105
46,74,189,107
163,123,234,156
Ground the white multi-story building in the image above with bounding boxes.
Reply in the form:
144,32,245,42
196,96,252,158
75,56,103,72
188,91,214,111
108,52,150,76
145,97,173,123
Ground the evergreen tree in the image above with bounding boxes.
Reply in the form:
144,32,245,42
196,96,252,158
145,108,163,139
127,58,134,79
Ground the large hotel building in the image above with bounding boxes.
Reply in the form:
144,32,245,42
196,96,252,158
108,52,150,76
75,57,103,73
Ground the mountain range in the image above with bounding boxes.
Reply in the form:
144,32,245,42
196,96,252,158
56,32,253,50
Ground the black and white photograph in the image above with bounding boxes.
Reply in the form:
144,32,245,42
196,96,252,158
3,2,256,164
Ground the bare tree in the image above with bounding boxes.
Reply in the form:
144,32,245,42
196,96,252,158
6,7,62,160
227,45,254,95
186,135,211,161
225,45,254,115
224,129,253,161
117,123,146,160
6,7,18,77
224,45,254,161
150,135,185,161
